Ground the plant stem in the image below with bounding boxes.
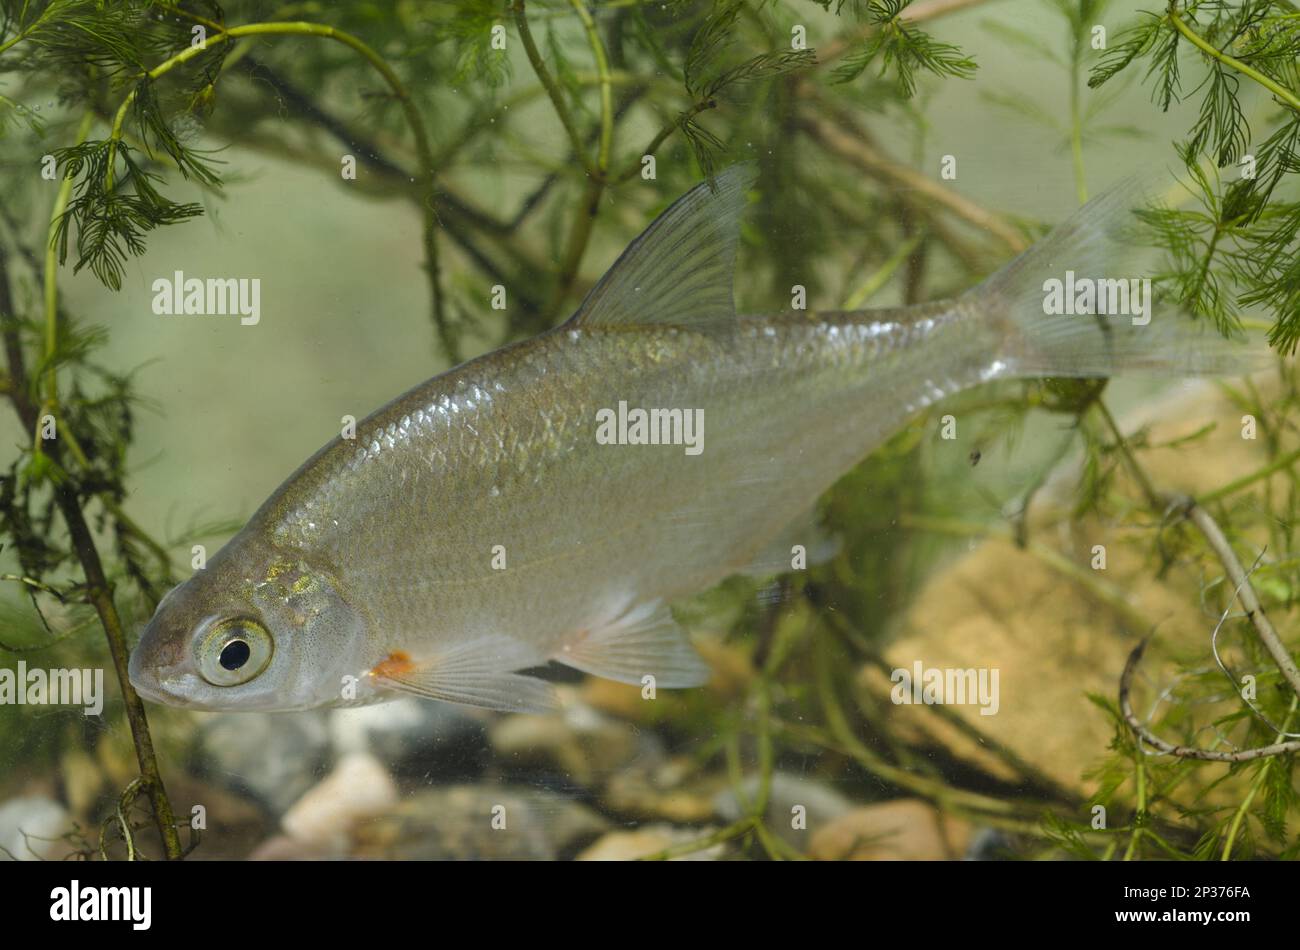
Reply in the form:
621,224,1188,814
0,3,60,57
569,0,613,174
1088,396,1300,714
1167,6,1300,114
1221,696,1297,860
1199,444,1300,504
0,150,184,859
101,20,454,360
43,111,95,410
1175,495,1300,699
813,630,1030,817
1095,400,1162,510
612,97,716,184
799,111,1028,253
1068,37,1087,205
107,24,421,183
816,0,995,66
1121,756,1146,860
1119,636,1300,761
842,229,925,308
547,175,605,320
512,0,599,179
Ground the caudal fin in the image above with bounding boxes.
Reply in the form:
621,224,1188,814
967,179,1268,379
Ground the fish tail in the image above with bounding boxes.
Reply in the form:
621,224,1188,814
966,178,1268,379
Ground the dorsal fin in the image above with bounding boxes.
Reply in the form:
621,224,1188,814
567,162,757,329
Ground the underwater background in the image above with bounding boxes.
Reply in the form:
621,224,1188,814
2,0,1300,861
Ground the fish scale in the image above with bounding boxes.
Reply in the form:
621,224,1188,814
128,165,1258,713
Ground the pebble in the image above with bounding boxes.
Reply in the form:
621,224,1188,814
0,796,73,861
350,786,609,860
807,799,974,860
577,824,727,861
280,751,400,854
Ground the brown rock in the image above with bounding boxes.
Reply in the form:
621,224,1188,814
808,799,972,860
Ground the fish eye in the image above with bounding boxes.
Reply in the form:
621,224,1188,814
219,639,251,670
197,619,273,687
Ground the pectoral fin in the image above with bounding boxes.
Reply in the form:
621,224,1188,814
553,599,710,689
368,637,557,713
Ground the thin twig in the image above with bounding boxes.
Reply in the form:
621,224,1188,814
798,112,1028,254
1119,637,1300,761
512,0,598,179
1171,494,1300,700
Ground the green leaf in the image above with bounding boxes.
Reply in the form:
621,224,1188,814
830,0,976,97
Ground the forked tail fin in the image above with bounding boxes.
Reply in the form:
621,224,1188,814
967,179,1268,379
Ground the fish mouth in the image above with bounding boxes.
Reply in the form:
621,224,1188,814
128,640,187,706
127,645,164,702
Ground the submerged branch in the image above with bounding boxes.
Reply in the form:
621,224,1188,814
0,121,184,861
1171,494,1300,701
512,0,599,179
798,112,1028,254
1120,637,1300,761
1074,401,1300,756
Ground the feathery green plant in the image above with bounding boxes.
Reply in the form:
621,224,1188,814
1,0,1298,863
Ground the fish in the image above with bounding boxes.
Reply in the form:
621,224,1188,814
128,164,1256,713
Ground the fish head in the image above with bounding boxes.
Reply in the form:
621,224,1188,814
129,535,368,711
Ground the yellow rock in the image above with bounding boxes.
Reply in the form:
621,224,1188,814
877,378,1292,803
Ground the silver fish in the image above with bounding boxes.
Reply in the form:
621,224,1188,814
128,165,1251,712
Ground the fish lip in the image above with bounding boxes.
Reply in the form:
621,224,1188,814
126,647,163,703
130,678,171,705
128,638,183,705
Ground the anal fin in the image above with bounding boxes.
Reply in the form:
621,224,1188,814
553,599,710,689
368,636,556,714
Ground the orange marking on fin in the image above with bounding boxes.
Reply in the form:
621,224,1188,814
369,650,416,679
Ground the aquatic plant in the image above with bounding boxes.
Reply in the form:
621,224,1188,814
0,0,1297,861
